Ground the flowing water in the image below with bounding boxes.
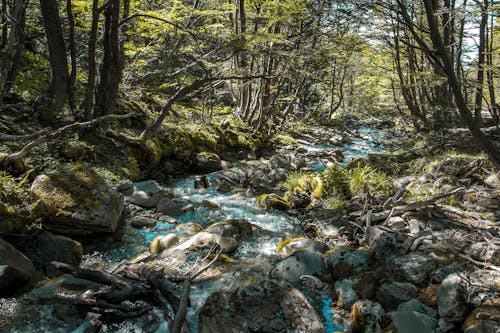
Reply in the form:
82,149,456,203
1,125,393,333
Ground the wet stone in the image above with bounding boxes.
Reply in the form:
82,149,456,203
271,251,324,283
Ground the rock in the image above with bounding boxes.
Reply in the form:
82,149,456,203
271,251,324,283
467,270,500,307
484,172,499,189
182,204,195,213
30,164,124,235
438,272,468,327
388,311,435,333
325,248,374,279
200,200,220,209
130,216,157,228
255,193,288,211
34,231,83,274
269,155,290,169
376,282,418,309
387,216,406,231
291,156,306,170
0,265,29,296
335,279,360,310
214,179,232,193
161,231,242,255
467,242,500,266
156,198,183,216
204,219,252,242
397,299,437,318
389,251,435,284
116,179,133,192
194,176,210,189
365,226,397,262
149,234,180,254
462,302,500,333
407,219,421,235
0,238,43,292
429,262,462,283
175,222,203,234
199,279,326,333
192,152,222,173
349,300,386,333
276,238,330,257
126,180,163,208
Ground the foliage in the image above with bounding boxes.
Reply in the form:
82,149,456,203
347,162,394,196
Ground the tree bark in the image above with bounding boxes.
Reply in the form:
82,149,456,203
81,0,99,120
473,0,488,125
36,0,69,124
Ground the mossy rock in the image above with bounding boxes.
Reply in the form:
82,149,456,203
256,193,289,211
0,204,26,234
0,152,27,176
30,163,124,236
192,152,222,173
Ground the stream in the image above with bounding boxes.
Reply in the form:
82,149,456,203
2,125,394,333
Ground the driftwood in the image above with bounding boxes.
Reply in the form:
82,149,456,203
171,248,222,333
355,187,466,224
0,113,135,162
0,128,49,142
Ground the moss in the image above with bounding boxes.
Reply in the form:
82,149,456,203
255,193,289,210
347,163,394,197
0,203,26,234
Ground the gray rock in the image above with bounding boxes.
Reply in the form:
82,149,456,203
365,226,397,262
467,270,500,307
397,299,437,318
468,242,500,266
0,238,43,290
205,219,252,242
377,282,418,309
350,300,386,333
438,272,468,326
0,265,29,296
429,262,462,283
271,251,324,283
116,179,133,192
200,200,220,209
199,279,325,333
127,180,163,208
388,311,435,333
335,279,360,310
31,165,124,235
34,231,83,274
390,251,435,284
484,172,499,189
387,216,406,231
156,198,183,216
130,216,157,228
325,248,374,279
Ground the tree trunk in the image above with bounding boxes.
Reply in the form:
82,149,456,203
422,0,500,168
0,0,27,97
93,0,121,118
36,0,69,124
473,0,488,125
66,0,77,116
81,0,99,120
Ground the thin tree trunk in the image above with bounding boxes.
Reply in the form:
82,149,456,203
93,0,121,118
66,0,77,116
0,0,27,96
422,0,500,167
473,0,488,125
36,0,69,124
81,0,99,120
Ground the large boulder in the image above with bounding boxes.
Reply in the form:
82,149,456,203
199,279,325,333
0,238,43,295
30,164,124,236
125,180,164,208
